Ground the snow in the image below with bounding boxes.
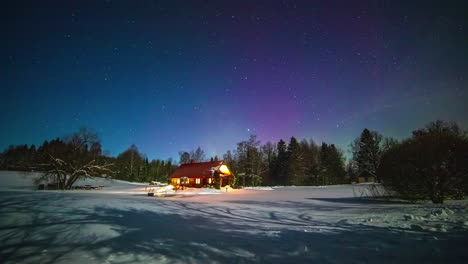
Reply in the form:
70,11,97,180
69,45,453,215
172,187,223,195
243,186,274,190
0,171,467,263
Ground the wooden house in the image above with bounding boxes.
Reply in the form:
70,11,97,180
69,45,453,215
357,171,376,183
170,160,233,188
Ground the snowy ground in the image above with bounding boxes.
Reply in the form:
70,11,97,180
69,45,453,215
0,171,467,263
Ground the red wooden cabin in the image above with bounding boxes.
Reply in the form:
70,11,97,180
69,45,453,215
170,160,233,188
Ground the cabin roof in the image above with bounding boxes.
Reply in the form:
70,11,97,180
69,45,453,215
170,161,225,179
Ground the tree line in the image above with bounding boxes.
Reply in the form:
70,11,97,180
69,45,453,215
0,128,176,187
190,120,467,203
1,120,467,203
217,135,347,187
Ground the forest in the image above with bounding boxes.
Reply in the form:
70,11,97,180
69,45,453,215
1,120,467,203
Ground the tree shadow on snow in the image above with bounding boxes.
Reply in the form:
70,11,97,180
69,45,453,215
307,197,414,205
223,199,360,211
0,192,467,264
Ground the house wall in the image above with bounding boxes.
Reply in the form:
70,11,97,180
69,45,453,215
171,177,210,188
170,175,234,188
357,176,375,183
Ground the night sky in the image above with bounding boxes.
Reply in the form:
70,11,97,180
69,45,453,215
2,1,468,160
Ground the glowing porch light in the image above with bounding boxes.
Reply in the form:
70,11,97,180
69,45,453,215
219,164,231,175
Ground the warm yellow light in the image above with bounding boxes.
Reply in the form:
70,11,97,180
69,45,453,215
219,165,231,175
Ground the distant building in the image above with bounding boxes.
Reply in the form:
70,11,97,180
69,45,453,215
357,171,376,183
170,160,233,188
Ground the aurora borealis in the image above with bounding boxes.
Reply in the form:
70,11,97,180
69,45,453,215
2,1,467,160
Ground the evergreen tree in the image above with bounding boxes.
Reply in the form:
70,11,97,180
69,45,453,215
287,137,302,185
140,158,149,182
319,143,330,185
213,170,221,189
300,139,320,185
274,139,288,185
351,128,382,182
327,144,347,184
261,141,277,185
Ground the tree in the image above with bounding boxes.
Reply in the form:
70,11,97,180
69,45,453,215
261,141,277,185
0,127,178,185
35,155,113,190
346,160,358,183
351,128,383,182
90,142,103,160
319,143,330,185
381,137,399,153
179,152,190,164
223,150,238,187
223,150,236,174
190,147,206,162
33,128,114,190
67,127,99,152
178,147,206,163
287,137,302,185
378,121,468,203
299,139,321,185
235,135,263,187
213,170,221,189
326,144,347,184
319,143,346,185
115,144,144,181
273,139,288,185
1,144,38,170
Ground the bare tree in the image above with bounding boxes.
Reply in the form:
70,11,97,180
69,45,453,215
190,147,206,162
35,154,113,189
67,127,99,152
34,128,114,190
177,147,206,164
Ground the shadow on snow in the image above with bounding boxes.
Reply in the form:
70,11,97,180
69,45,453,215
0,192,467,264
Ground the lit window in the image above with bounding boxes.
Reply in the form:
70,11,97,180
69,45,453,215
208,178,212,184
196,178,201,184
176,179,180,184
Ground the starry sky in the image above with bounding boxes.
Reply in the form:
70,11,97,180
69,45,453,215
2,0,468,160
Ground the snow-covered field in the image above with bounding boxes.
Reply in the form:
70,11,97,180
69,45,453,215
0,171,467,263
